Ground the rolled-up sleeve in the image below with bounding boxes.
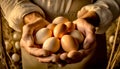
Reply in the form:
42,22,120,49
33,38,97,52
80,0,120,34
0,0,45,32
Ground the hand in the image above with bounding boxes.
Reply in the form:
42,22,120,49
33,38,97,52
20,12,58,63
58,11,99,66
74,18,96,50
58,18,96,66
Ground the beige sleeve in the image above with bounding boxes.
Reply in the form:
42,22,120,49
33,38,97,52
79,0,120,34
0,0,45,32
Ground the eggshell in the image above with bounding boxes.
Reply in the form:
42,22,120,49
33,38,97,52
42,37,60,53
70,30,84,43
15,41,21,50
13,32,21,41
109,35,114,44
53,23,67,38
46,23,56,31
52,16,69,24
35,28,52,44
61,35,79,52
11,53,20,62
64,22,75,32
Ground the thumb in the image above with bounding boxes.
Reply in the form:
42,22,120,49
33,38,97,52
83,30,96,49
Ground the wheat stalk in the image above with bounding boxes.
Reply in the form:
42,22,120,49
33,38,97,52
111,43,120,69
106,17,120,69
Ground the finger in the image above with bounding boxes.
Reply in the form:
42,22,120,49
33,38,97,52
80,42,96,56
27,47,51,57
36,56,53,63
83,30,96,49
67,50,83,59
36,54,59,63
78,49,90,56
51,54,60,63
61,50,84,64
60,53,68,60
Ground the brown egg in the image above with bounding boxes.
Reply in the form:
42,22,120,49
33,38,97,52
52,16,69,24
42,37,60,53
46,23,56,31
70,30,84,43
61,35,79,52
64,22,75,32
53,23,67,38
35,28,52,44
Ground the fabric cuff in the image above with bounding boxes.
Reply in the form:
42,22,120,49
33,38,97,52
7,2,45,32
80,4,113,34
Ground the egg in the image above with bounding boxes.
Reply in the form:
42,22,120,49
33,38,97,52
46,23,56,31
61,35,79,52
53,23,67,38
70,30,84,43
35,28,52,44
64,22,75,32
11,53,20,62
42,37,60,53
15,41,21,50
52,16,69,24
109,35,114,44
13,31,21,41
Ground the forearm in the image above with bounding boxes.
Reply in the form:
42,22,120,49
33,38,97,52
77,11,100,27
0,0,45,32
78,0,120,34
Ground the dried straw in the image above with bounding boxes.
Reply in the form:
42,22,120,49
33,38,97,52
111,43,120,69
106,17,120,69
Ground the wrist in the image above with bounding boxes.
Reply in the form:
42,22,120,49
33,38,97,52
77,11,100,27
23,12,43,24
23,12,50,33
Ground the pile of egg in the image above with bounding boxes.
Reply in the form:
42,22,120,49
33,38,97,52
4,31,22,68
35,16,84,53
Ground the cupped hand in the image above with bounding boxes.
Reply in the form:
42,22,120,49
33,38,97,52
74,18,96,50
20,12,59,63
58,18,97,67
